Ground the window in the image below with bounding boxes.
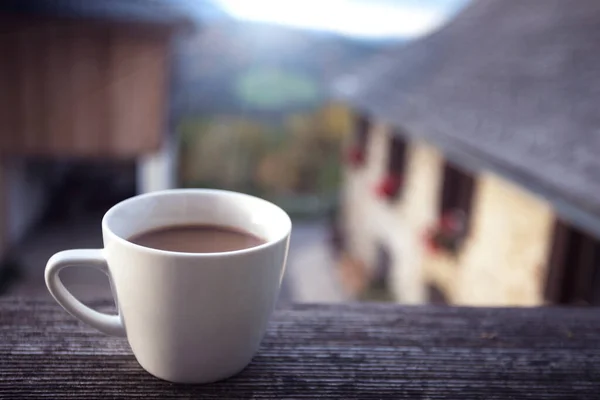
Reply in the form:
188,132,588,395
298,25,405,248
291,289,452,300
375,133,408,200
426,161,477,255
372,244,392,291
358,243,394,301
360,243,395,301
439,160,476,233
427,283,449,305
355,113,370,151
388,134,407,177
545,220,600,305
347,113,371,167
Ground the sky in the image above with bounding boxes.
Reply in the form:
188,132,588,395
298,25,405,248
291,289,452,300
210,0,471,40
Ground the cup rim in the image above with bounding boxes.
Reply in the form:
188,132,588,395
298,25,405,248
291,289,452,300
102,189,292,258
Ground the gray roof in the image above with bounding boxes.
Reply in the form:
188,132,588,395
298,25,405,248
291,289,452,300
336,0,600,237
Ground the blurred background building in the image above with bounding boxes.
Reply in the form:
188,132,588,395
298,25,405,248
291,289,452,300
335,0,600,307
3,0,597,308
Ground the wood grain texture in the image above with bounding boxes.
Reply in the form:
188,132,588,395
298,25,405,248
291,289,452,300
0,15,170,158
1,298,600,399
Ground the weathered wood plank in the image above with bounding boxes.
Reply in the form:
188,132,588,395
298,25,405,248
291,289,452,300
0,15,169,158
1,298,600,399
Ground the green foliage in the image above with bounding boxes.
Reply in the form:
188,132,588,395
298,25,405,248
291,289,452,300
177,102,352,216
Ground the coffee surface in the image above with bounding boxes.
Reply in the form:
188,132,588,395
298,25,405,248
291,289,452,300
128,224,266,253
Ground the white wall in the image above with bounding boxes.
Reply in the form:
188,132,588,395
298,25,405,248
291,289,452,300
136,133,178,193
342,123,436,304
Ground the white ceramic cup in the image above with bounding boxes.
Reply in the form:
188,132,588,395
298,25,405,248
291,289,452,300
45,189,291,383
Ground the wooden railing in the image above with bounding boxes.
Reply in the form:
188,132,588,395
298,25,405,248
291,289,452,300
1,297,599,398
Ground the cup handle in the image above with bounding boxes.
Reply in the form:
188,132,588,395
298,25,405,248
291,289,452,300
45,249,126,337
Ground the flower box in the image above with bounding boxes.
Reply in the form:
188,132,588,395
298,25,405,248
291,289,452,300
375,173,403,199
424,209,467,255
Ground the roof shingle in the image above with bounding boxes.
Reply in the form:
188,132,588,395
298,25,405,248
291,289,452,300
337,0,600,235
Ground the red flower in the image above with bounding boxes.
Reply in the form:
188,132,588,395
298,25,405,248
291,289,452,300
347,146,366,167
375,173,403,198
423,228,440,254
440,210,465,234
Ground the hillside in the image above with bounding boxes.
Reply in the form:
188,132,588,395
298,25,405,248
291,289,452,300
172,20,400,118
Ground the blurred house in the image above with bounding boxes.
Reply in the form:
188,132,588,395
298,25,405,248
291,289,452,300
332,0,600,306
0,0,193,288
